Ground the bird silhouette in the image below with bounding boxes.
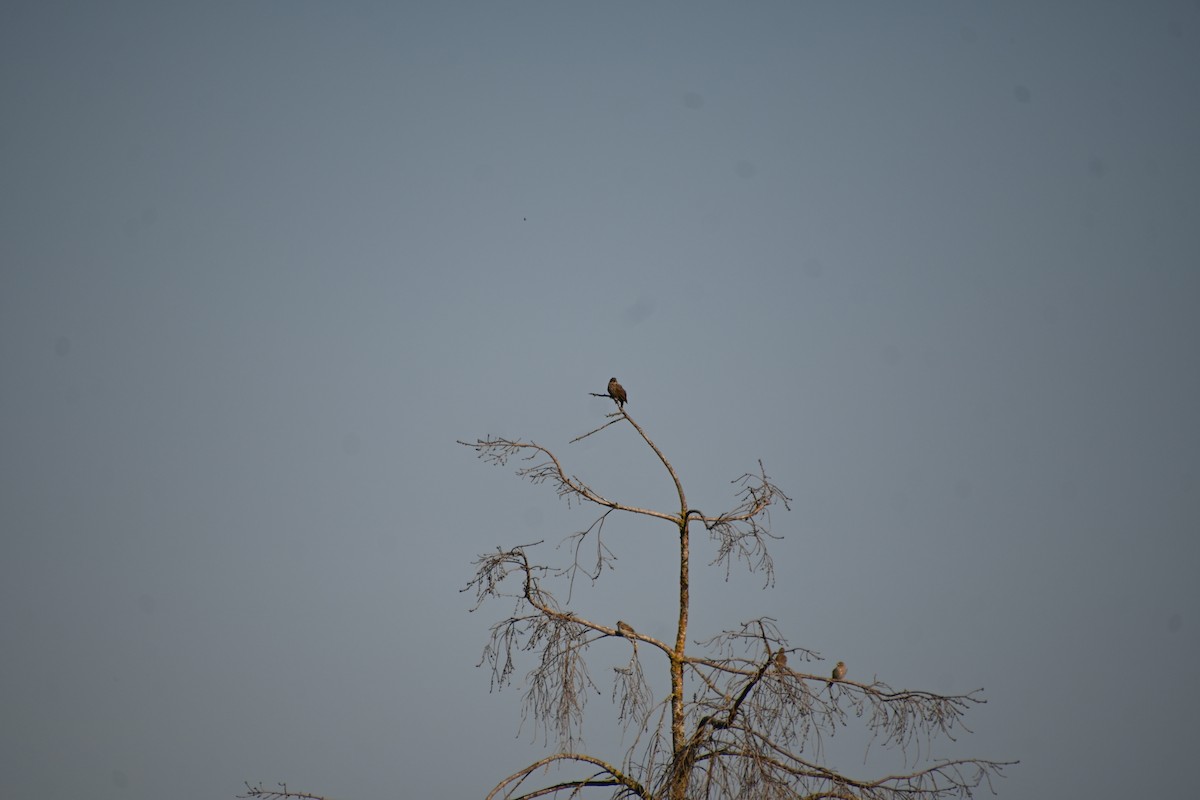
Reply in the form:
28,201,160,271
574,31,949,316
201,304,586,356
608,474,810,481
827,660,847,695
608,377,628,408
774,649,789,671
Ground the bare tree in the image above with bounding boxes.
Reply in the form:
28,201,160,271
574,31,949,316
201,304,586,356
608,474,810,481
458,384,1015,800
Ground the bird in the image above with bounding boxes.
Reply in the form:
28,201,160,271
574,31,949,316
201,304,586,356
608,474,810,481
616,620,636,637
774,649,789,671
831,661,847,682
608,377,628,408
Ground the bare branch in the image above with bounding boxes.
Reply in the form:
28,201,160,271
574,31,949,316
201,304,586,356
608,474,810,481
458,438,679,524
485,753,650,800
239,783,329,800
570,415,624,443
688,461,793,587
558,510,619,602
612,660,654,735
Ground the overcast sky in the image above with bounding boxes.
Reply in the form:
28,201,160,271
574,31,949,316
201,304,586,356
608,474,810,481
3,3,1198,799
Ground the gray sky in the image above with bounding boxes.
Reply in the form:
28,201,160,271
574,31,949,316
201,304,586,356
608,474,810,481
3,2,1198,798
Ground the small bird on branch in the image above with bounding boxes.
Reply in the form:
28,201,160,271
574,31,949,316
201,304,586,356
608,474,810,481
608,377,628,408
616,620,638,654
774,649,789,671
828,660,847,693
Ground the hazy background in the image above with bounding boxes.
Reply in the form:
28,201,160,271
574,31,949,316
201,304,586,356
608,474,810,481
3,2,1198,798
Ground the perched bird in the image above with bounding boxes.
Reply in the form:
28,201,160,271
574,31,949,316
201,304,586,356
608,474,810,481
831,661,847,682
774,649,789,671
608,377,628,408
616,620,636,637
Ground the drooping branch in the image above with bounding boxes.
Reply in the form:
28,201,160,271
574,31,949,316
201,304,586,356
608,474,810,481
485,752,650,800
463,543,674,750
556,508,621,602
612,648,654,733
464,545,597,746
654,665,1015,800
689,461,793,586
239,783,328,800
458,437,680,524
689,622,997,762
684,732,1015,800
